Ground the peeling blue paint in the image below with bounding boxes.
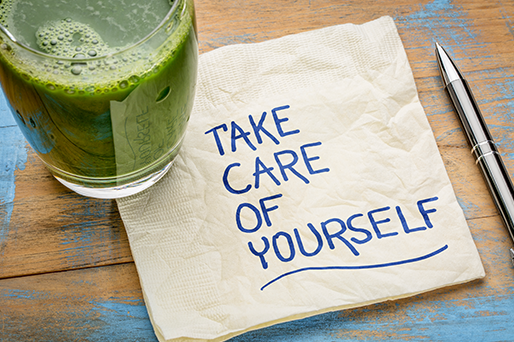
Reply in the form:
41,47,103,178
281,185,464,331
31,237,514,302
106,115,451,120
395,0,478,49
58,194,122,268
231,292,514,341
0,287,157,341
435,126,463,141
0,87,27,253
86,298,157,341
2,288,46,300
395,0,476,48
1,282,512,342
498,2,514,39
468,69,514,110
455,197,482,219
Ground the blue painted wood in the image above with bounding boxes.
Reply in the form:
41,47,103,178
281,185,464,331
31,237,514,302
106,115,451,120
1,0,514,341
0,87,27,255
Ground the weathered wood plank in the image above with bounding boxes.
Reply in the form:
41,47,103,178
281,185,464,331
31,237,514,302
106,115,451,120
0,147,133,279
1,0,514,339
1,214,512,341
0,263,156,341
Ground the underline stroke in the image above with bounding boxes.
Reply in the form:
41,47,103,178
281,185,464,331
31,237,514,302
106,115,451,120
260,244,449,291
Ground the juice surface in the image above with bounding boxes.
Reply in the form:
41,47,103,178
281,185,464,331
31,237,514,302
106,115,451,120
0,0,197,185
1,0,172,52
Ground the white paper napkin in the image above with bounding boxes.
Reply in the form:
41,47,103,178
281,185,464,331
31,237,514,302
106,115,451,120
117,16,485,342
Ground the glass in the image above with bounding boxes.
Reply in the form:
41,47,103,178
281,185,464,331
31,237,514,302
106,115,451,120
0,0,198,198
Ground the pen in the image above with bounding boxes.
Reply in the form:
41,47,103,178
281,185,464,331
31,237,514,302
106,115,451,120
435,42,514,267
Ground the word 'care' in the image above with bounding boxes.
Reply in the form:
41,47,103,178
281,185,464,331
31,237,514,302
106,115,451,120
205,105,330,195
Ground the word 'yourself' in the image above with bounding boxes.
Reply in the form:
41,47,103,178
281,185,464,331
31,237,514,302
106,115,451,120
241,196,439,269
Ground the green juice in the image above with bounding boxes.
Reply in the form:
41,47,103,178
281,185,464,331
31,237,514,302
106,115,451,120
0,0,197,196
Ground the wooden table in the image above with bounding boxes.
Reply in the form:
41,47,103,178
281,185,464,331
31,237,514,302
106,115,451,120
1,0,514,340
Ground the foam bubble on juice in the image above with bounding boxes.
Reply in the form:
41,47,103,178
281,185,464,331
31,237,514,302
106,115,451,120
0,0,175,54
0,0,192,92
0,1,13,27
36,18,111,58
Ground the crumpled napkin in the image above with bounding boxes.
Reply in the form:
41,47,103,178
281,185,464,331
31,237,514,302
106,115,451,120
117,16,485,342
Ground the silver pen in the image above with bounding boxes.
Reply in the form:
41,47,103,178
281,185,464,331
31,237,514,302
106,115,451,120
435,43,514,266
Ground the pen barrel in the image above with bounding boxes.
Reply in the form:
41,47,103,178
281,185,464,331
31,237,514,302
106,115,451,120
446,79,514,243
446,79,492,146
476,151,514,243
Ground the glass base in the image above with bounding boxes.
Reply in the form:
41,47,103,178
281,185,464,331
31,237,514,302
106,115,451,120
54,160,174,199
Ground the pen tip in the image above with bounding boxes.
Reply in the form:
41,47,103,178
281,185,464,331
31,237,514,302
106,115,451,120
434,42,462,84
435,42,448,57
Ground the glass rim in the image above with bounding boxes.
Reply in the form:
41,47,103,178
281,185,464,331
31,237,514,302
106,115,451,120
0,0,183,62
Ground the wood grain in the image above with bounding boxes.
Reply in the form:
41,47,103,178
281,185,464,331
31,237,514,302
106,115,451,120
0,149,132,279
1,0,514,340
1,214,512,341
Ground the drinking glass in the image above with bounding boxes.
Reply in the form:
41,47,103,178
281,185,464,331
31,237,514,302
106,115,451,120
0,0,198,198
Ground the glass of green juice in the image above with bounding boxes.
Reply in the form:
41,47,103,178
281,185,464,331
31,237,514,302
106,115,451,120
0,0,198,198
